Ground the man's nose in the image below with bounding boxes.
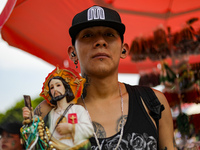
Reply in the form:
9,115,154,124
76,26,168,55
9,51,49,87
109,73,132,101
94,36,107,48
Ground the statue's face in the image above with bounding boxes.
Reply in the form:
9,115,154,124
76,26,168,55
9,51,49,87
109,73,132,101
49,79,65,98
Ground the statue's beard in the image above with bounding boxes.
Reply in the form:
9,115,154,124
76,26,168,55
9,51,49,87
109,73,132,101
50,91,68,105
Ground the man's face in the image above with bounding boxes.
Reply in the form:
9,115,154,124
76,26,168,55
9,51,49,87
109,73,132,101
49,79,65,98
74,26,123,76
1,131,22,150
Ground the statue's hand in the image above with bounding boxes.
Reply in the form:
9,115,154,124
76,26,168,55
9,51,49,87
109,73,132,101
56,123,72,135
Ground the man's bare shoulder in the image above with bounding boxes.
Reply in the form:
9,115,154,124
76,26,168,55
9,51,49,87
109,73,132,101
34,100,53,118
151,88,169,105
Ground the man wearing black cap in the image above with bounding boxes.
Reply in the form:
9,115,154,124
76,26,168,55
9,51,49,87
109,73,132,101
35,5,177,150
0,122,23,150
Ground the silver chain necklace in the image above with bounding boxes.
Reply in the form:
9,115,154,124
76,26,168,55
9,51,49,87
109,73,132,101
82,83,124,150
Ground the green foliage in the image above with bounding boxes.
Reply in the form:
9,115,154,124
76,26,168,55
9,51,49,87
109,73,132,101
0,97,44,125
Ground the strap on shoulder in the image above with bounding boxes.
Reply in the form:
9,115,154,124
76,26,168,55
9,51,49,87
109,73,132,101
128,85,165,150
136,86,165,150
136,86,165,123
131,85,165,128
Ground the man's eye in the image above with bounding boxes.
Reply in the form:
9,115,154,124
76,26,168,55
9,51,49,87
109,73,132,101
82,34,93,38
50,87,54,90
105,33,114,37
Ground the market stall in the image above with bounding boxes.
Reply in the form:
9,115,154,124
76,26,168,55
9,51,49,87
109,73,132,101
135,22,200,149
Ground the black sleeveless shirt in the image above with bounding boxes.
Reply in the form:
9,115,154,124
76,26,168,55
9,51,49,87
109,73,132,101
89,84,159,150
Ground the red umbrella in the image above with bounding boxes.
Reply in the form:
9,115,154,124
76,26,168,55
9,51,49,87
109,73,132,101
1,0,200,73
0,0,16,29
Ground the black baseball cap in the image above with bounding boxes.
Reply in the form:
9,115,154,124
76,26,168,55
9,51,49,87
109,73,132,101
69,5,125,45
0,122,22,135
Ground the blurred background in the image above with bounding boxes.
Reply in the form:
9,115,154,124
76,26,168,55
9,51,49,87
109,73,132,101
1,0,200,149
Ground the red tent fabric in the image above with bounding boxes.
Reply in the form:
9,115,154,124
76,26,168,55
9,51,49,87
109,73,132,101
1,0,200,73
0,0,16,29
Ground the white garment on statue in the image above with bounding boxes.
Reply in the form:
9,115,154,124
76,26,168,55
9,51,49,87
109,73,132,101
49,105,94,147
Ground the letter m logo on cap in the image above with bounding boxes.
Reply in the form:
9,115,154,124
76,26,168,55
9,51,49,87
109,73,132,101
87,6,105,21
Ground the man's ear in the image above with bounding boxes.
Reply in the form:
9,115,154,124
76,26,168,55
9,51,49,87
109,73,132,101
68,45,77,61
120,43,129,59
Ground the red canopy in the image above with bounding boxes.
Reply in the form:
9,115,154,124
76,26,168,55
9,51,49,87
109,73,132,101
1,0,200,73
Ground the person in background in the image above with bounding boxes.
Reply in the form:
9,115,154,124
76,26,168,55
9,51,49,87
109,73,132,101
33,5,177,150
0,122,23,150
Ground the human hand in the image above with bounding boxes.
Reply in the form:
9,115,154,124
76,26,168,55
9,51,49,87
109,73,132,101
22,106,33,119
56,123,72,135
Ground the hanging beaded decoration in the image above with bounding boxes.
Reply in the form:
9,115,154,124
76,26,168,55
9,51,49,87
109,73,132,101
21,115,55,150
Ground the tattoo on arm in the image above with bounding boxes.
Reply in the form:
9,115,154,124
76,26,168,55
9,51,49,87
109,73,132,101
92,121,106,138
161,147,167,150
34,105,42,116
116,115,127,132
